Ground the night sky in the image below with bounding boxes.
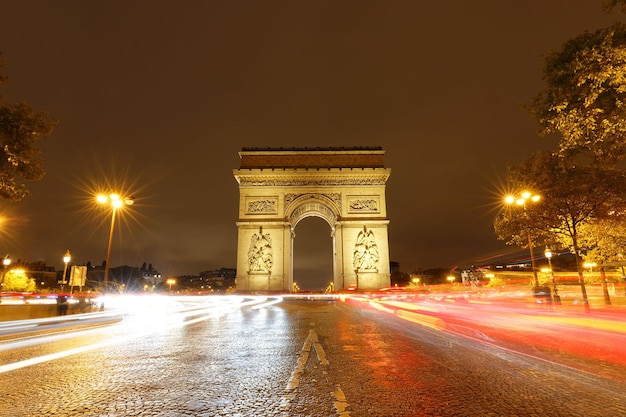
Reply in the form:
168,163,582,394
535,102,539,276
0,2,618,289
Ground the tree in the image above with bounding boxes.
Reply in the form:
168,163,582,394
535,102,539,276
576,214,626,305
603,0,626,14
1,270,36,292
577,215,626,269
0,54,56,201
529,22,626,162
494,151,626,311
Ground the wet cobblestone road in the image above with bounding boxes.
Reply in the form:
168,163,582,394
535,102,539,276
0,295,625,416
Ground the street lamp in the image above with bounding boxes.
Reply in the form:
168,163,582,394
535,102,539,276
505,191,541,286
97,193,135,292
583,262,597,276
0,255,11,299
545,246,560,304
166,278,176,293
447,275,455,284
62,250,71,293
544,246,553,281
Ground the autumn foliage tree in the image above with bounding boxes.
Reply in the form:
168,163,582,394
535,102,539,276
1,270,36,292
576,215,626,304
529,21,626,162
496,152,626,258
495,151,626,310
0,53,56,201
500,3,626,310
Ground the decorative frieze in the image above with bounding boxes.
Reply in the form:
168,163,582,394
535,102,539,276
236,176,389,187
245,197,278,214
348,196,380,213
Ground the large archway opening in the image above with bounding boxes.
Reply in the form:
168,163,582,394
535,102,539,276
293,217,333,291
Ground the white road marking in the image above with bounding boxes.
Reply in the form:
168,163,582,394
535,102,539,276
282,329,351,416
332,385,351,416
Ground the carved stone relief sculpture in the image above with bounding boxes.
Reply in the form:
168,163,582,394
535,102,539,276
247,199,277,214
348,196,380,213
349,199,378,211
353,225,379,271
248,226,273,273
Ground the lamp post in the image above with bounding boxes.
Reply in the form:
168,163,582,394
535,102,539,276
166,278,176,293
447,275,455,284
544,246,554,287
545,246,560,304
97,193,135,292
583,262,597,277
505,191,541,286
0,255,11,301
62,250,71,293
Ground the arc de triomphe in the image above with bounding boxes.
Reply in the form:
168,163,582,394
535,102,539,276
233,147,391,292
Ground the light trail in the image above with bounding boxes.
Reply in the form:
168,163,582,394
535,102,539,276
0,295,276,374
251,296,283,309
342,290,626,379
0,322,118,352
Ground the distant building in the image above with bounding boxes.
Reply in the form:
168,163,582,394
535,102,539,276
87,263,163,292
21,261,58,291
390,261,410,286
179,268,236,292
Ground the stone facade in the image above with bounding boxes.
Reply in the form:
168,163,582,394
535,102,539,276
233,147,391,292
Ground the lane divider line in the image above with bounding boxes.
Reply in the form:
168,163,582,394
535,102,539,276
284,330,317,392
282,329,351,416
332,385,351,416
309,329,330,365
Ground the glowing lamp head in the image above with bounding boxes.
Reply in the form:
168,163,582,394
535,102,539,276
97,193,135,208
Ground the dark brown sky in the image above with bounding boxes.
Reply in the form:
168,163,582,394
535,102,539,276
0,1,619,287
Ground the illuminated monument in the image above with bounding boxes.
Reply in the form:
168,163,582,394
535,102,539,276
233,147,391,292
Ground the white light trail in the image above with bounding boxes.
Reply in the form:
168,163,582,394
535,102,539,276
0,295,276,374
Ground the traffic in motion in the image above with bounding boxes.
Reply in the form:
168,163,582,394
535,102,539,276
0,292,625,416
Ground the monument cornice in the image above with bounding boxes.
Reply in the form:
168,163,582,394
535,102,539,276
233,168,390,186
237,147,386,169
